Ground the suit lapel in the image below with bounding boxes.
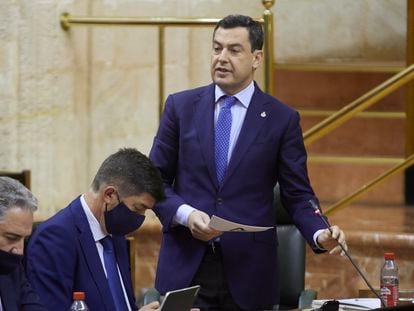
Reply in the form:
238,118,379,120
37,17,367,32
224,86,270,184
70,200,116,311
0,274,18,311
113,237,135,307
194,84,218,187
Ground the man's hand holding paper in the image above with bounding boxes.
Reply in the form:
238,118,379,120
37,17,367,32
187,210,223,241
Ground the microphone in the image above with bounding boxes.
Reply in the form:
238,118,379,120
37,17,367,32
308,199,386,308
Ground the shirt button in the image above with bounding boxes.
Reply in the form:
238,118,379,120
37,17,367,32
217,198,223,205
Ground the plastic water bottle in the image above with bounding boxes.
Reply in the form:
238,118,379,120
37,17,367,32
70,292,89,311
380,252,399,307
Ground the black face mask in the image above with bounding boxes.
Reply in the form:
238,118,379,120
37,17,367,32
104,193,146,236
0,249,23,275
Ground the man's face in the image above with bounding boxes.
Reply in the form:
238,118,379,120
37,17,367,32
211,26,262,95
0,207,33,255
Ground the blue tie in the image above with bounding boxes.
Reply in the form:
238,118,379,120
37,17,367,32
215,96,237,185
100,236,128,311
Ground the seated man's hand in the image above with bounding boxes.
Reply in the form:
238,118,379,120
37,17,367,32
188,210,222,241
316,225,347,256
139,301,160,310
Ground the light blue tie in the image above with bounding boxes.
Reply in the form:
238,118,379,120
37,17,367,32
100,236,128,311
215,96,237,185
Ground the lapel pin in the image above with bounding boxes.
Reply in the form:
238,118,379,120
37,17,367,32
260,111,267,118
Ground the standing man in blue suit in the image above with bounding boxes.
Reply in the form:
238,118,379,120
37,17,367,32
0,177,46,311
149,15,347,310
26,148,165,311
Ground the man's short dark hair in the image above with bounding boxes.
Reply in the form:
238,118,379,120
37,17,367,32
92,148,165,202
214,14,264,52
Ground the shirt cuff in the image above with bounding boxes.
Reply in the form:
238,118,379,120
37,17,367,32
173,204,196,227
313,229,326,250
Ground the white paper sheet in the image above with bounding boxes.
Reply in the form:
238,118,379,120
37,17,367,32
208,215,273,232
311,298,381,310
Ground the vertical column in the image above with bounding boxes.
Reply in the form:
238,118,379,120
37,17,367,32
405,0,414,205
158,26,165,121
262,0,275,96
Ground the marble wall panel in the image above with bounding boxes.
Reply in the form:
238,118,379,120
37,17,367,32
0,0,90,217
275,0,406,63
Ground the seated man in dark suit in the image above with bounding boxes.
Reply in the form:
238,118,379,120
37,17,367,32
0,176,46,311
26,148,165,311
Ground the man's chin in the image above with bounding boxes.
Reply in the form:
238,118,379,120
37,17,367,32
213,77,231,88
214,81,228,89
214,82,238,94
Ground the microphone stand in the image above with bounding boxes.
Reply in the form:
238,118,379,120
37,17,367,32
308,200,386,308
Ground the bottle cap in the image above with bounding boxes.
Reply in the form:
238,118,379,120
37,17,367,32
73,291,85,300
384,252,395,260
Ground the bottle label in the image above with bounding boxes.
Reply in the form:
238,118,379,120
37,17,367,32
380,285,399,307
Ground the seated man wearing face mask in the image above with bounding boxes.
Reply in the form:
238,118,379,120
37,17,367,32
0,177,46,311
26,148,165,311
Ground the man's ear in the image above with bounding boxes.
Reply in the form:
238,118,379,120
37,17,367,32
252,49,263,70
102,186,116,204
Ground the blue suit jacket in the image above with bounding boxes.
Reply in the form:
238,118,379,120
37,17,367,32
149,83,327,309
25,197,136,310
0,265,46,311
